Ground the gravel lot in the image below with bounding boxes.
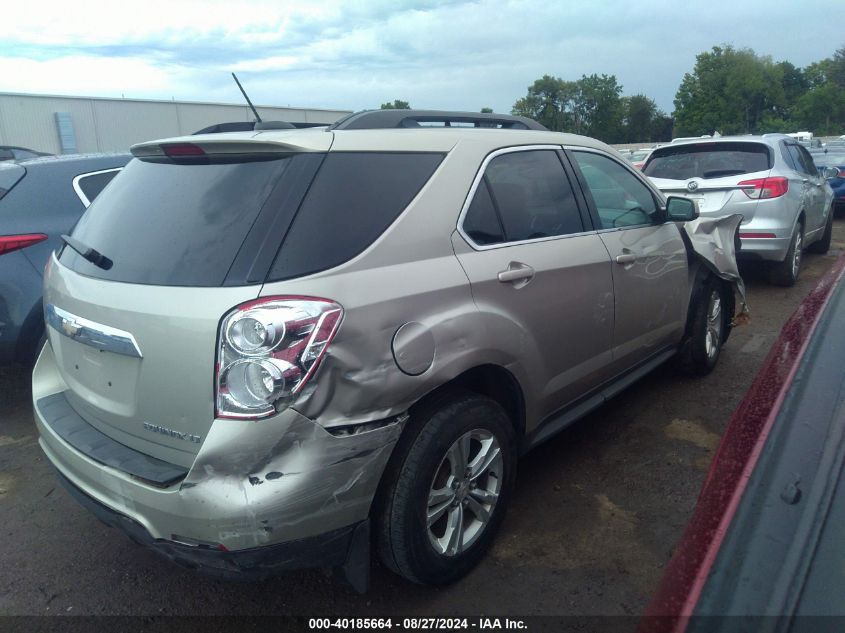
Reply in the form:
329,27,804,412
1,218,843,620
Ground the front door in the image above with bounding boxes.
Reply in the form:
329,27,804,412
568,149,689,374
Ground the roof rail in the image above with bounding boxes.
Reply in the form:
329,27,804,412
328,109,548,131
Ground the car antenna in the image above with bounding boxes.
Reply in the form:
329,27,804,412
232,72,262,123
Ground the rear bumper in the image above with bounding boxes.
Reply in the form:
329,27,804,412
34,342,402,559
736,235,791,262
56,467,364,580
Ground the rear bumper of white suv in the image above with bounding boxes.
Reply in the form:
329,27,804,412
33,341,402,578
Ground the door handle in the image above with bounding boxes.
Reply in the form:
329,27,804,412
497,262,535,283
615,253,638,265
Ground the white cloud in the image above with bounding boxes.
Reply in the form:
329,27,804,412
0,55,188,96
0,0,841,113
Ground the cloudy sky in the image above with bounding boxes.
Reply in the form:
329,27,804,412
1,0,841,115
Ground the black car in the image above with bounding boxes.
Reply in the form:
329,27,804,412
0,153,131,365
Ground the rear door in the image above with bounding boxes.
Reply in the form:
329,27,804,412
786,142,826,235
569,149,688,373
453,146,614,419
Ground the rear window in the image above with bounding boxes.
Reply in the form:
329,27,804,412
643,142,772,180
75,169,120,206
60,157,294,286
0,163,25,201
267,152,443,281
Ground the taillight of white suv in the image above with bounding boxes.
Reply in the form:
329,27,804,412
216,297,343,419
738,177,788,199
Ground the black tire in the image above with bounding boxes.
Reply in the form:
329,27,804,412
807,209,833,254
376,392,516,586
769,221,803,287
678,277,729,376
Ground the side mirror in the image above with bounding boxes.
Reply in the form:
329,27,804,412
823,166,840,180
665,195,699,222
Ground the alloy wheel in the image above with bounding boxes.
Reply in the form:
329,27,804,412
426,429,503,557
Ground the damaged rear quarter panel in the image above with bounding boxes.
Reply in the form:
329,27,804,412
180,409,402,549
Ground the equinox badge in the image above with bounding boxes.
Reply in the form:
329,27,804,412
143,422,201,444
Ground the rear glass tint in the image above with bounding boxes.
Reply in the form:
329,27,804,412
268,152,443,281
60,157,294,286
463,180,505,245
0,163,25,201
644,142,772,180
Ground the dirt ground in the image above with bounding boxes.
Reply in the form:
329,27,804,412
1,219,843,621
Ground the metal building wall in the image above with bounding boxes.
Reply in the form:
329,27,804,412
0,92,351,154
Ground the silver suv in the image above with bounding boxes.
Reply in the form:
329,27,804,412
34,110,736,590
644,135,836,286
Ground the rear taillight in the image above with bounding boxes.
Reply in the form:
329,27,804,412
215,296,343,419
838,168,845,178
0,233,47,256
738,177,788,199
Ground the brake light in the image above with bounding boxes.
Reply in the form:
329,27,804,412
0,233,47,256
838,168,845,178
162,143,206,158
215,296,343,419
738,177,788,199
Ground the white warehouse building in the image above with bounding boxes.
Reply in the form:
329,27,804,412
0,92,352,155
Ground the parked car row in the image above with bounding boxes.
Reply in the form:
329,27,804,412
23,109,744,592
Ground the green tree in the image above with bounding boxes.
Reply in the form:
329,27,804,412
830,44,845,88
480,107,493,113
673,45,786,136
511,75,579,131
511,73,625,140
577,74,624,142
793,83,845,135
804,59,832,89
380,99,411,109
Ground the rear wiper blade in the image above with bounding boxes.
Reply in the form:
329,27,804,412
60,234,113,270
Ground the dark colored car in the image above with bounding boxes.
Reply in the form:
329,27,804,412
0,153,130,365
812,151,845,214
642,252,845,631
0,145,52,162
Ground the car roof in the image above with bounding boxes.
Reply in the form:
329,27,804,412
133,126,615,156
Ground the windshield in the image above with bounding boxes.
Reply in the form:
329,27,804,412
644,142,772,180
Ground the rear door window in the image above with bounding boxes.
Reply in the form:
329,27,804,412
644,142,772,179
796,145,819,175
461,149,585,246
462,180,505,245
